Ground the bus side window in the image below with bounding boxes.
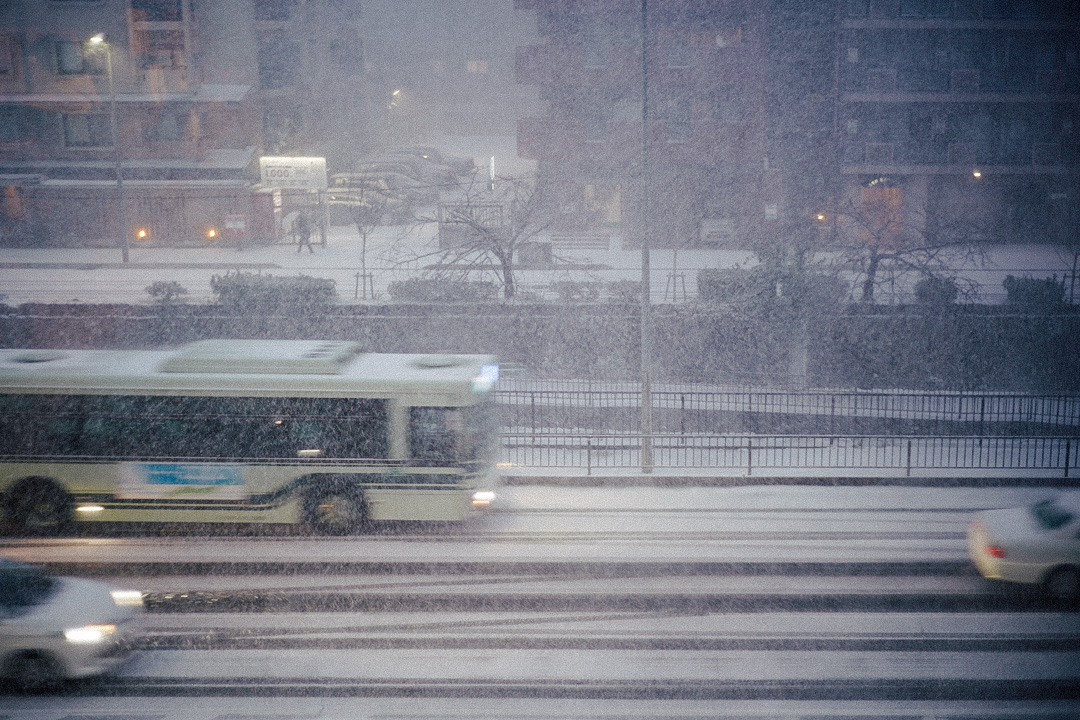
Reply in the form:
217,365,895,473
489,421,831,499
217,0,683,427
37,395,84,455
0,394,40,455
409,407,459,461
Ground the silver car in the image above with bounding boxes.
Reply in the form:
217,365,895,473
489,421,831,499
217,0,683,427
1,558,142,691
968,492,1080,604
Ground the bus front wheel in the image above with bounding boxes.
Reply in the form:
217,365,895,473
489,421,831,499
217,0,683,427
3,477,74,536
302,481,367,535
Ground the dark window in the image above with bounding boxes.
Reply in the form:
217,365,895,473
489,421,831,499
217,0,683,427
409,404,493,464
133,29,186,68
130,0,183,22
665,35,691,68
663,96,691,142
0,34,16,76
254,0,298,21
0,394,389,460
0,560,56,613
409,407,460,461
257,31,301,89
56,41,106,75
846,0,870,17
583,99,610,143
147,110,185,141
901,0,952,17
869,0,900,18
0,105,33,144
583,30,607,68
62,114,113,147
711,86,746,123
1030,498,1075,530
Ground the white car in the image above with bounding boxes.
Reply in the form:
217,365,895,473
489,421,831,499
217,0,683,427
0,558,143,691
968,492,1080,604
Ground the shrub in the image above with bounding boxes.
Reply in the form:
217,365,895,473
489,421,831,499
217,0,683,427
386,277,497,302
210,272,336,312
914,276,958,305
696,269,751,303
1003,275,1064,307
553,281,600,302
606,280,642,303
698,268,844,310
146,280,188,305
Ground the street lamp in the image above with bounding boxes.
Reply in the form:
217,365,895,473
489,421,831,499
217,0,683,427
89,33,128,263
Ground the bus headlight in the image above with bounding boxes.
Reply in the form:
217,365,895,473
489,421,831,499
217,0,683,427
111,589,145,608
471,491,496,507
472,364,499,393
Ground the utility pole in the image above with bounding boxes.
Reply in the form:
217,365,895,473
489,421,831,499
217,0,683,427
640,0,653,473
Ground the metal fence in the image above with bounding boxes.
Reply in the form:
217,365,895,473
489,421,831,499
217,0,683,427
500,433,1078,477
495,383,1080,429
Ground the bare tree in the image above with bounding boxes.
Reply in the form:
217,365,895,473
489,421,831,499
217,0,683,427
821,188,987,304
328,176,396,298
403,168,557,300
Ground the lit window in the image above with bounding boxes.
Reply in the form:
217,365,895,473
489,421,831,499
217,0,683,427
466,60,489,74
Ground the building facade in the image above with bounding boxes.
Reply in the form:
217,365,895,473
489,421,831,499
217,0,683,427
0,0,277,248
515,0,1080,256
515,0,772,249
823,0,1080,250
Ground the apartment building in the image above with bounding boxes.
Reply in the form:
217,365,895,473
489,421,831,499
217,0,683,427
832,0,1080,248
0,0,278,248
514,0,1079,255
514,0,772,249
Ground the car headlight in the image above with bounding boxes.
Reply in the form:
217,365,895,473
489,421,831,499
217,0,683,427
471,490,496,507
64,624,118,644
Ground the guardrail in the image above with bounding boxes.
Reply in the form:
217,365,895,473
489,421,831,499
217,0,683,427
500,433,1078,477
495,384,1080,429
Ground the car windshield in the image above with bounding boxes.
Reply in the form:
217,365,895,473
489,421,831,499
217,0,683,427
0,560,57,613
1029,498,1077,531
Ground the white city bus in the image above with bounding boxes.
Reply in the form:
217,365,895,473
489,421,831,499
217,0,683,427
0,340,499,535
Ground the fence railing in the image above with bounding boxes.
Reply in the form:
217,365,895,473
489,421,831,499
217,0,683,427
495,384,1080,429
500,433,1077,477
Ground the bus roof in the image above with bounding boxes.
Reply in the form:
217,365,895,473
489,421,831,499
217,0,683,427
0,340,498,403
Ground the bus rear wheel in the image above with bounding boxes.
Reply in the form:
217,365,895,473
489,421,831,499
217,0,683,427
3,478,74,536
302,481,367,535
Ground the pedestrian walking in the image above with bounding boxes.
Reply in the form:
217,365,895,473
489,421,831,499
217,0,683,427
295,212,314,253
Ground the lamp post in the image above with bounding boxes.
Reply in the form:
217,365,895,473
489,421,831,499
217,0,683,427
89,34,128,263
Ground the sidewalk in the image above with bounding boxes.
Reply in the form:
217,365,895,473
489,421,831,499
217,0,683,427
0,224,719,305
496,465,1077,487
2,227,1073,306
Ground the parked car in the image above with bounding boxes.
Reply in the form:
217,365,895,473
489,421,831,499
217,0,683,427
1,558,142,691
968,492,1080,604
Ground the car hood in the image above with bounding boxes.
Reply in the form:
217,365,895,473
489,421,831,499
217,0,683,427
16,577,136,631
